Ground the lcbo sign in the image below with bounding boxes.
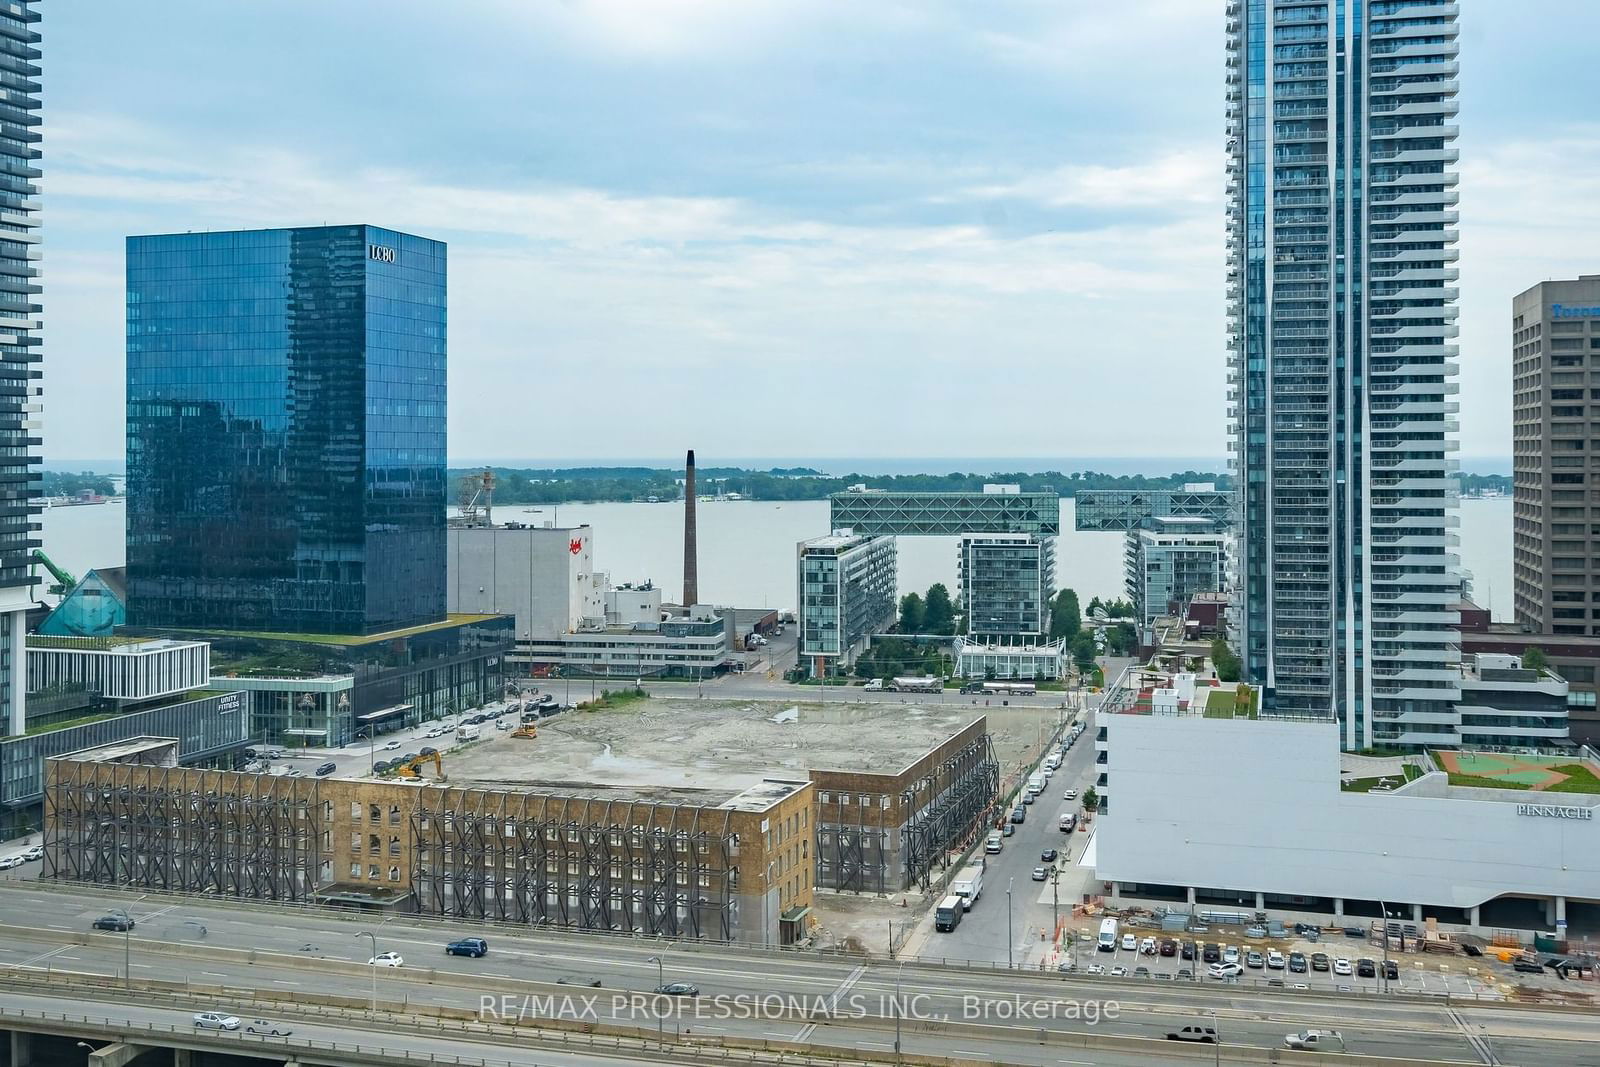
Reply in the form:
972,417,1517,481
368,244,397,263
1516,803,1594,821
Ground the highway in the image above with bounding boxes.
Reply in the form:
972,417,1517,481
2,883,1597,1065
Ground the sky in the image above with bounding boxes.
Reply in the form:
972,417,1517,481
37,1,1600,467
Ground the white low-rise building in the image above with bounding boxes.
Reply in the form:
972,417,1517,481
954,637,1065,680
1094,707,1600,932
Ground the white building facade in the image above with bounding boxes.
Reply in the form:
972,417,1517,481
1095,712,1599,931
1226,0,1462,748
447,525,604,643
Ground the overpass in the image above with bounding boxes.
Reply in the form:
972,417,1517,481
0,882,1593,1067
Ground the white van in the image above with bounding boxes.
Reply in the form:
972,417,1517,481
1098,918,1119,952
985,831,1003,854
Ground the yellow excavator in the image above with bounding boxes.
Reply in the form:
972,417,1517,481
396,751,445,780
511,722,538,739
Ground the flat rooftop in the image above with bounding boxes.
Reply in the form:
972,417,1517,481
440,698,984,805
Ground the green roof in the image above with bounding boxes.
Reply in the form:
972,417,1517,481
164,614,507,647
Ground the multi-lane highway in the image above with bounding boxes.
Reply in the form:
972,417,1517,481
1,883,1595,1066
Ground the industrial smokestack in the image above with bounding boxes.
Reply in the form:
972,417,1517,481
683,449,699,606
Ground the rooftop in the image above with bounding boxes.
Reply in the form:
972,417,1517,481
439,697,984,804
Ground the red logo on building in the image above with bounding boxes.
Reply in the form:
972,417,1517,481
569,539,583,555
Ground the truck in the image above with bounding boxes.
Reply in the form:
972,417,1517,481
934,894,964,933
1026,773,1046,797
889,676,942,694
1284,1030,1344,1051
950,865,984,910
985,830,1003,854
457,725,481,742
1059,812,1077,833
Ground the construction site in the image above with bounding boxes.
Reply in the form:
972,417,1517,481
40,695,1067,948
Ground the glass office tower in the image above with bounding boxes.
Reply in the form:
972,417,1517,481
126,226,447,636
0,5,41,737
1225,1,1460,748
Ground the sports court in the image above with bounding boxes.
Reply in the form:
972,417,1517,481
1432,750,1600,791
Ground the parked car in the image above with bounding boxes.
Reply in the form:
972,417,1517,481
369,951,404,967
1159,938,1178,957
1356,958,1377,978
1040,847,1058,862
1382,960,1399,981
1011,807,1026,824
1202,943,1220,963
1246,950,1265,969
1266,949,1286,970
1208,962,1244,979
192,1012,241,1031
93,914,133,931
1180,941,1196,960
446,938,489,958
1110,965,1128,977
1022,792,1035,806
1332,957,1353,976
315,762,337,777
1311,952,1331,972
1139,937,1158,956
1177,967,1195,980
1222,945,1240,965
0,856,21,870
21,845,42,862
1120,933,1137,952
1133,966,1151,978
655,982,699,996
1002,823,1015,837
1085,963,1105,975
244,1020,292,1036
1031,866,1047,881
1288,951,1308,973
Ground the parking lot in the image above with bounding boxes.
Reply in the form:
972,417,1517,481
1063,929,1512,999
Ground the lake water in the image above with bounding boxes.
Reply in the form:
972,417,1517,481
40,495,1516,621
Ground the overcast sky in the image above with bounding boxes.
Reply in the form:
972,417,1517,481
39,1,1600,466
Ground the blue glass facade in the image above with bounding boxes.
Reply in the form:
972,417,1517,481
126,226,447,635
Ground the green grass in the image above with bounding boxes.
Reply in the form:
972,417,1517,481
1430,751,1600,794
180,613,505,646
579,687,651,711
1545,764,1600,794
24,711,122,736
1201,687,1259,719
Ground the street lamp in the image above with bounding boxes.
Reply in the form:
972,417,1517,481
647,954,665,1048
1378,899,1392,993
893,959,905,1061
1006,877,1015,969
1051,867,1061,940
356,930,379,1015
1212,1008,1221,1067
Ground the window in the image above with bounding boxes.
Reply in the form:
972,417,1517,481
351,863,362,879
369,865,380,879
388,866,400,882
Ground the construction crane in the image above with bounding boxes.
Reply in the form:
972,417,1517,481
396,751,445,780
30,549,78,597
456,468,495,528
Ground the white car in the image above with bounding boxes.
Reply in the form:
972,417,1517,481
1063,789,1078,801
1267,949,1286,970
193,1012,241,1031
0,856,22,870
1208,962,1244,979
369,951,404,967
1332,957,1353,976
22,845,42,862
1139,937,1158,956
244,1020,293,1036
1222,945,1240,965
382,740,402,751
1120,933,1137,951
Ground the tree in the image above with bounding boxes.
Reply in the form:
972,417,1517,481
1211,637,1241,683
1071,631,1098,673
1106,621,1137,657
924,583,955,635
1049,589,1082,642
1082,786,1099,812
898,593,925,634
1086,596,1103,620
1522,647,1549,672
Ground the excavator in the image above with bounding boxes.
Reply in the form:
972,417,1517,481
396,751,445,780
511,722,538,740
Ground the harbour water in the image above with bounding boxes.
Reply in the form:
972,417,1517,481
40,495,1516,620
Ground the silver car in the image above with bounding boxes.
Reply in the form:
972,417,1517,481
192,1012,241,1031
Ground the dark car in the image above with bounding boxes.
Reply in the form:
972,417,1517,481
1311,952,1331,972
1356,958,1377,978
1159,938,1178,957
1176,967,1194,980
1002,822,1015,837
1040,848,1058,862
1133,966,1151,978
1010,807,1026,824
315,762,337,777
1288,951,1308,973
1382,960,1399,981
1180,941,1196,961
1202,943,1220,963
446,937,488,958
93,914,133,932
655,982,699,996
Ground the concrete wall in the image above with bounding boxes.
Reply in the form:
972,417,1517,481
1097,714,1600,910
447,526,603,641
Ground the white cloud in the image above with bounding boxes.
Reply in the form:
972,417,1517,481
945,150,1222,210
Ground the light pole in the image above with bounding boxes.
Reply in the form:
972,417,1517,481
1212,1008,1221,1067
1051,868,1061,945
647,954,665,1048
893,959,905,1061
1006,878,1015,969
1378,899,1392,993
122,922,130,989
356,930,378,1015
